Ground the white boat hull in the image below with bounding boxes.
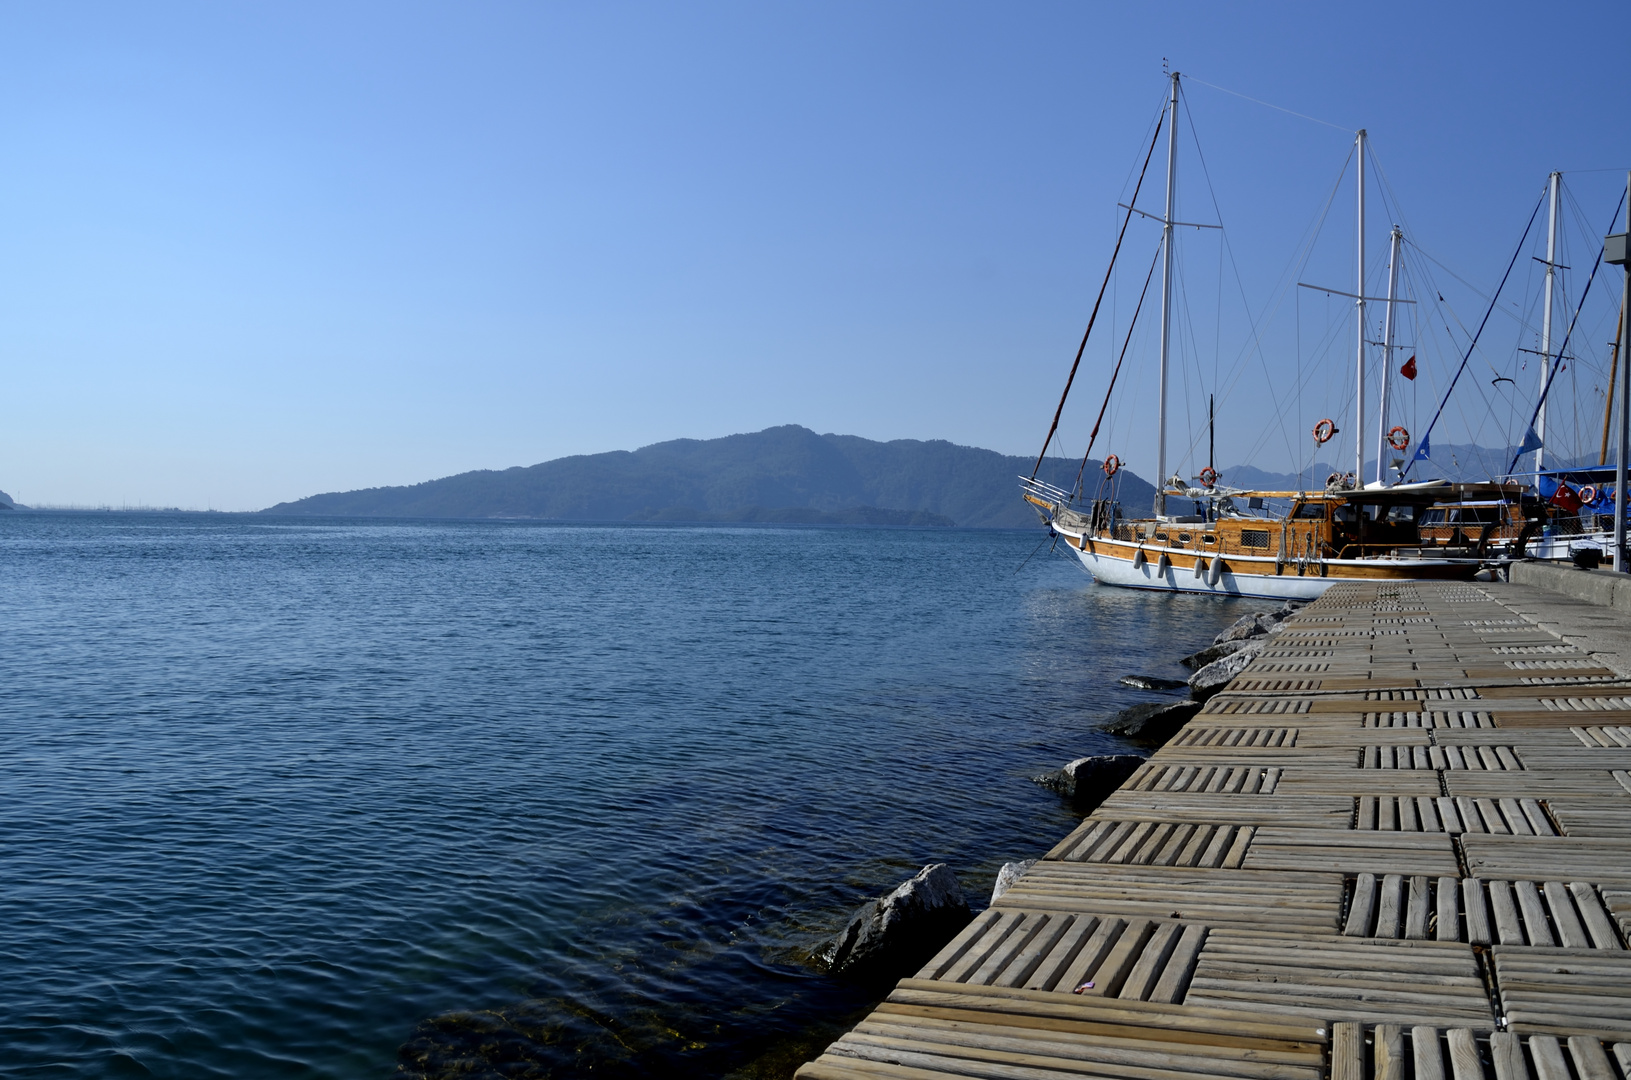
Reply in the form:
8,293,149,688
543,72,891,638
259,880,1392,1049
1064,540,1337,600
1050,524,1483,601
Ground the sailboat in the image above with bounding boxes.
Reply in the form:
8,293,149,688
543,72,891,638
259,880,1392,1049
1493,171,1631,565
1020,71,1488,600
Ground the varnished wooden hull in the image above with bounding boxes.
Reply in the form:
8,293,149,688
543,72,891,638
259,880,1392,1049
1052,526,1482,600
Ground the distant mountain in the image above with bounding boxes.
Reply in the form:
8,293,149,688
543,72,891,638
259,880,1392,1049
261,425,1157,528
0,488,22,510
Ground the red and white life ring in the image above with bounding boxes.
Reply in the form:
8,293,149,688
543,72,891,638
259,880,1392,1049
1579,485,1599,504
1102,455,1122,477
1198,466,1219,488
1313,418,1337,445
1387,425,1410,451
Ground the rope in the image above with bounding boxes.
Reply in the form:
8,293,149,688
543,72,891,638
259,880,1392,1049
1030,109,1165,478
1401,187,1546,480
1182,75,1351,132
1505,184,1628,476
1074,242,1163,495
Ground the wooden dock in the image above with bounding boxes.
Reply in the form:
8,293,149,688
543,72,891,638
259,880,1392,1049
797,580,1631,1080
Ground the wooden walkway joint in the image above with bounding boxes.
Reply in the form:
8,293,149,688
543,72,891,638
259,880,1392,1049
798,581,1631,1080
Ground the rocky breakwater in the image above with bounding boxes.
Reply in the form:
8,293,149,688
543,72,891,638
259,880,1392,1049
1180,602,1301,703
1031,601,1305,806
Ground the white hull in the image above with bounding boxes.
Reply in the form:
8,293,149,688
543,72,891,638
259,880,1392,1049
1049,521,1484,601
1064,541,1337,600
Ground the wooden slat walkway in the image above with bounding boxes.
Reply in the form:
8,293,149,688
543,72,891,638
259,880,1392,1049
797,580,1631,1080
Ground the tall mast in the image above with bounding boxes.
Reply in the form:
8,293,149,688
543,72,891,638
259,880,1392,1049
1616,170,1630,573
1154,70,1179,517
1374,225,1403,485
1536,171,1561,477
1354,130,1367,483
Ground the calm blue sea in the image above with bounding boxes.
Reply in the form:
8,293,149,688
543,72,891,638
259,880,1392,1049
0,514,1252,1078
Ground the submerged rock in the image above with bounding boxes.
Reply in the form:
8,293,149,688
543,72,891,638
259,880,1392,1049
819,864,972,980
1118,674,1189,692
1178,638,1254,671
1188,640,1266,701
1032,753,1145,809
1101,700,1201,743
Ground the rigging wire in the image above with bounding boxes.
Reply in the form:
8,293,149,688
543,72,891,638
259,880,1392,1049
1074,241,1164,494
1505,184,1629,476
1030,106,1166,478
1182,75,1352,132
1401,186,1547,480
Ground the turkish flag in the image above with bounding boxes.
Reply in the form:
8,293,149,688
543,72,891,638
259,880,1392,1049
1400,355,1418,380
1550,484,1584,513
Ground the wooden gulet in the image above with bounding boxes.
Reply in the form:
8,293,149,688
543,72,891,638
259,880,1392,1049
1022,73,1489,600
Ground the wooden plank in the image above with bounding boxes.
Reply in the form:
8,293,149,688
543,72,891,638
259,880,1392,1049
1346,873,1378,937
1376,1024,1405,1080
1448,1028,1484,1080
1566,1036,1617,1080
1414,1027,1447,1080
1332,1023,1364,1080
1492,1031,1532,1080
1528,1034,1571,1080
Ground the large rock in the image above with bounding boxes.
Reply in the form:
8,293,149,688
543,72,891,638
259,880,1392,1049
819,864,973,980
1032,753,1145,809
991,860,1036,904
1118,674,1189,692
1178,638,1254,671
1101,700,1201,743
1188,640,1266,701
1214,612,1277,644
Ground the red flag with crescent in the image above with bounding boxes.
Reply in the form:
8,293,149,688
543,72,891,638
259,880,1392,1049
1550,484,1584,513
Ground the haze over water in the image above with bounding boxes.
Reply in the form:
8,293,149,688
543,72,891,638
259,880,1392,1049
1,514,1250,1077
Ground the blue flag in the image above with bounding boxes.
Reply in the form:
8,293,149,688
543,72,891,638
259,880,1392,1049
1518,426,1544,454
1411,433,1431,463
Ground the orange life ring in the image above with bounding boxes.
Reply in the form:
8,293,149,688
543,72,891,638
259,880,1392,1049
1198,466,1219,487
1313,418,1337,445
1102,455,1122,477
1387,425,1410,451
1579,485,1598,504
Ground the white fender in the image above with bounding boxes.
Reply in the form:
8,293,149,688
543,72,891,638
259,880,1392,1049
1192,556,1205,579
1207,554,1225,587
1132,547,1147,570
1157,552,1171,574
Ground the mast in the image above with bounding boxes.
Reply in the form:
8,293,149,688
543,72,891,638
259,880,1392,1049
1537,171,1560,476
1617,170,1630,573
1354,130,1367,484
1155,70,1179,517
1374,225,1403,485
1603,298,1622,466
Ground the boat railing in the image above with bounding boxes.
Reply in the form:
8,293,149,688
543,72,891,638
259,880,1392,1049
1017,476,1075,508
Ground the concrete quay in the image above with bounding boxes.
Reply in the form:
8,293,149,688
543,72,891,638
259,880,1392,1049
797,577,1631,1080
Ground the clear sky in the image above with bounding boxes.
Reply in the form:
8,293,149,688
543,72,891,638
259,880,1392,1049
1,2,1628,509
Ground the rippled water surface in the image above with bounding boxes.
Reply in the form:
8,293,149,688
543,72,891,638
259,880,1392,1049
0,514,1252,1078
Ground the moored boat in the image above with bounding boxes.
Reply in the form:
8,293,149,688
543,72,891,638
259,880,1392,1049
1020,71,1494,599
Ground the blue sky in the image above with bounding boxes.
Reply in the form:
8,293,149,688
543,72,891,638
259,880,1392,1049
1,2,1628,508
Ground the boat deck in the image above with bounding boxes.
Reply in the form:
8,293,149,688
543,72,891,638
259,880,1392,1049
796,579,1631,1080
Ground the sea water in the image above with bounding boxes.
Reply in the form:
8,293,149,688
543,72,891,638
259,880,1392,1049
0,514,1252,1078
